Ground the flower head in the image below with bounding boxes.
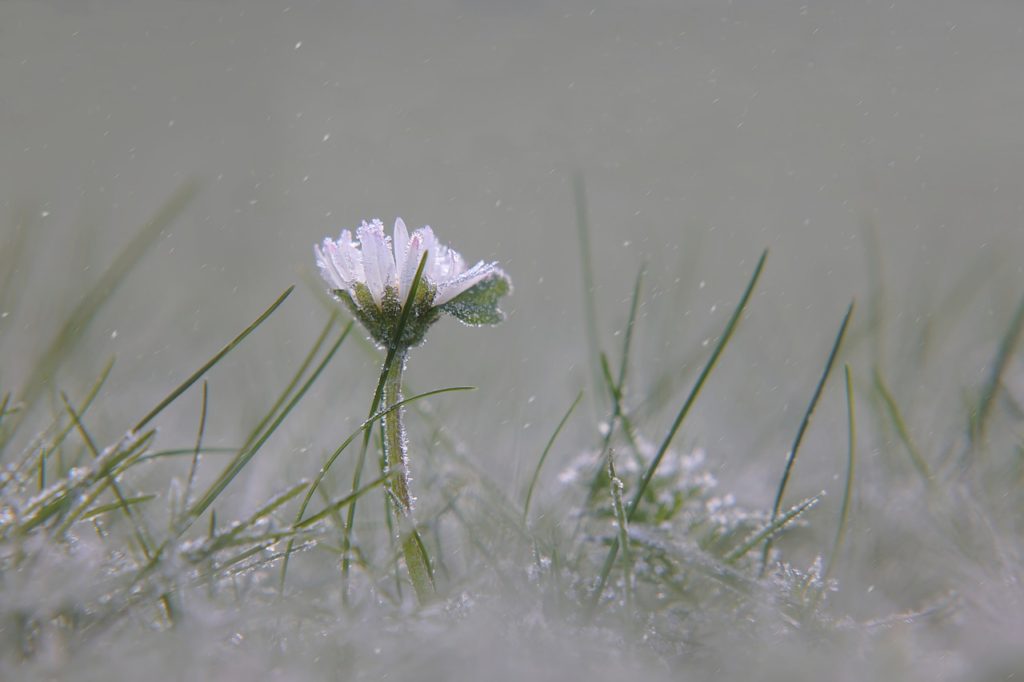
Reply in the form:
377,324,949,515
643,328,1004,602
315,218,511,347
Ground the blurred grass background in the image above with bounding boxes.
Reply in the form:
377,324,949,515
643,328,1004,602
2,1,1024,678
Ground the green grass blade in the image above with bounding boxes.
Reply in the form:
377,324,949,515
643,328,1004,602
184,380,209,510
185,322,351,525
617,263,645,394
589,249,768,610
294,475,388,529
60,393,155,556
233,313,339,461
874,367,931,483
824,364,856,585
725,494,822,564
279,384,474,591
760,301,854,575
133,284,294,433
523,390,583,523
573,173,604,407
82,494,156,520
2,357,115,493
973,290,1024,445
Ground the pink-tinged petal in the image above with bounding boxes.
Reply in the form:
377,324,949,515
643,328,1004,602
415,226,440,280
314,242,346,290
358,220,395,307
393,218,410,278
399,231,424,302
434,261,500,306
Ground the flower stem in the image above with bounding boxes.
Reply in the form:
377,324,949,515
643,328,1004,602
382,348,434,603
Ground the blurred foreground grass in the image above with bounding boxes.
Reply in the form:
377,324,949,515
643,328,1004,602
0,184,1022,681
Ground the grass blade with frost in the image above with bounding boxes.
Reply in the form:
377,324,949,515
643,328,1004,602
61,392,155,557
726,494,822,564
280,384,474,590
589,249,768,610
760,302,854,575
185,322,351,525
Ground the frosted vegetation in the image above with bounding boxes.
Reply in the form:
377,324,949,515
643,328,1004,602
1,185,1023,680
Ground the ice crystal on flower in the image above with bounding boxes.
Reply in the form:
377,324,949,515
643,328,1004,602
315,218,511,347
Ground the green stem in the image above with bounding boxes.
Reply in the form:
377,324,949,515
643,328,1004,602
382,348,434,603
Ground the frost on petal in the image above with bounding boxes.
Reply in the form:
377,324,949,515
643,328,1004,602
314,242,346,290
326,240,353,289
432,244,458,282
358,220,395,307
399,232,425,301
435,261,503,306
393,218,410,280
334,229,364,285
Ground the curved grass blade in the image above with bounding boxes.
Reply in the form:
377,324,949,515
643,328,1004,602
184,381,209,510
133,285,295,433
184,321,351,525
523,390,583,523
573,173,603,406
973,290,1024,445
61,392,154,557
588,249,768,611
82,494,156,520
232,313,339,462
759,301,854,575
279,384,474,591
874,367,931,483
823,364,856,585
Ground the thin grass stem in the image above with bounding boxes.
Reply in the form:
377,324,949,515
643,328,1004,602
523,390,583,523
824,364,856,585
759,301,854,576
588,249,768,611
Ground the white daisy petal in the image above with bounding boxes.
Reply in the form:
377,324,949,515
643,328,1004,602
358,221,394,307
393,218,409,280
338,230,360,276
324,240,348,285
399,231,425,301
314,242,345,290
434,261,500,306
416,226,440,280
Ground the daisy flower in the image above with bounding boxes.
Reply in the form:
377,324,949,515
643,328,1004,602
315,218,511,348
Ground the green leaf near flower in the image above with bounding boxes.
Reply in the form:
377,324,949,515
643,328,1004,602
439,272,511,326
